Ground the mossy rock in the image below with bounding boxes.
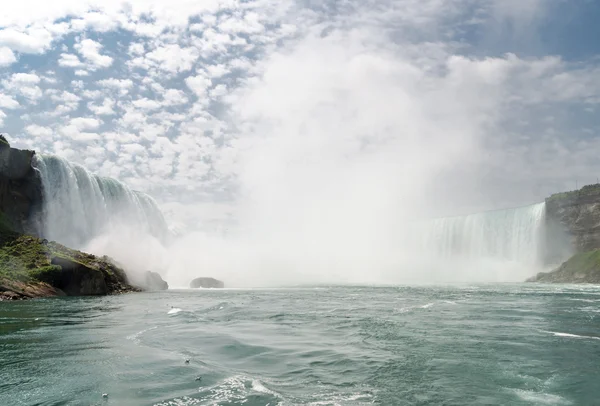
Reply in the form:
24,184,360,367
0,211,137,299
527,250,600,283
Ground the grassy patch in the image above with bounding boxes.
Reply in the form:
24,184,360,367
547,183,600,202
560,250,600,275
531,249,600,283
0,210,108,285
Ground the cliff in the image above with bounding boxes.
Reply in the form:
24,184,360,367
0,135,44,236
0,135,138,300
527,184,600,283
0,224,139,300
545,184,600,253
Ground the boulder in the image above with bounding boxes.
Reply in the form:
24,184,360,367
190,277,224,289
143,271,168,291
47,256,109,295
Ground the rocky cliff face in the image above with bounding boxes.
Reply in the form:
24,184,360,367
545,184,600,254
0,135,43,236
0,136,138,299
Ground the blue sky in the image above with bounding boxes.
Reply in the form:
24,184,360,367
1,0,600,227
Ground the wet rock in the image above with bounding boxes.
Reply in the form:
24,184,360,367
142,271,168,291
189,277,224,289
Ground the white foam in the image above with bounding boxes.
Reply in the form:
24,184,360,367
168,308,183,314
126,326,157,343
543,331,600,340
513,389,571,405
252,379,281,398
420,302,435,309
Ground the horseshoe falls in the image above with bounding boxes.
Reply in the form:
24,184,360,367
413,203,548,279
33,154,169,250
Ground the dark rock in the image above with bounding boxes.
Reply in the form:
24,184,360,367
0,137,43,235
142,271,168,291
546,184,600,253
46,256,109,296
0,134,10,149
190,277,224,289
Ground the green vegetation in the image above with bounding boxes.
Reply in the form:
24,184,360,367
547,183,600,202
0,134,10,148
528,250,600,283
0,210,132,298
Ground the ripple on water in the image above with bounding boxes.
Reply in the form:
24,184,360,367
2,285,600,405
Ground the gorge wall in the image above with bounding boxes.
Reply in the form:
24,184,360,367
0,136,44,236
545,184,600,254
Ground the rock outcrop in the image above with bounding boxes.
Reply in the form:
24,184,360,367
545,184,600,253
0,136,140,299
190,277,224,289
142,271,169,291
0,230,139,300
0,135,43,236
526,250,600,284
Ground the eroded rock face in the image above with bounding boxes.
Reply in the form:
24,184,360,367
190,277,224,289
142,271,169,291
0,137,44,236
545,185,600,253
47,257,109,295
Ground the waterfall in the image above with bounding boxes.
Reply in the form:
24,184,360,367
417,203,547,267
33,154,169,249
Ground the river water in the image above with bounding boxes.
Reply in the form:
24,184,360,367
1,285,599,405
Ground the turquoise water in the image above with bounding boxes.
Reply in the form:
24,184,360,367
1,285,600,405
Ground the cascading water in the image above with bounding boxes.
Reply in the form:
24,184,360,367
418,203,547,268
33,154,170,250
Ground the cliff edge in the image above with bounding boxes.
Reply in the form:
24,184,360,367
545,184,600,252
0,135,138,300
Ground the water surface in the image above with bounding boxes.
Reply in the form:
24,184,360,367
1,284,599,405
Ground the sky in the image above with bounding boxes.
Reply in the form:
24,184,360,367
1,0,600,231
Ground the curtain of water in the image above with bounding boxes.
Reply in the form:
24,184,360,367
33,154,169,249
417,203,547,267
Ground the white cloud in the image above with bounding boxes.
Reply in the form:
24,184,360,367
98,78,134,96
0,110,5,127
75,39,113,68
218,11,266,35
132,98,161,110
88,98,116,116
70,117,101,130
98,78,134,89
58,53,84,68
70,12,120,33
25,124,53,137
146,44,199,73
0,28,54,54
205,64,230,78
210,84,228,99
51,91,80,104
185,75,212,98
0,47,17,66
2,73,43,102
163,89,189,106
0,94,20,109
5,72,40,85
129,43,145,55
